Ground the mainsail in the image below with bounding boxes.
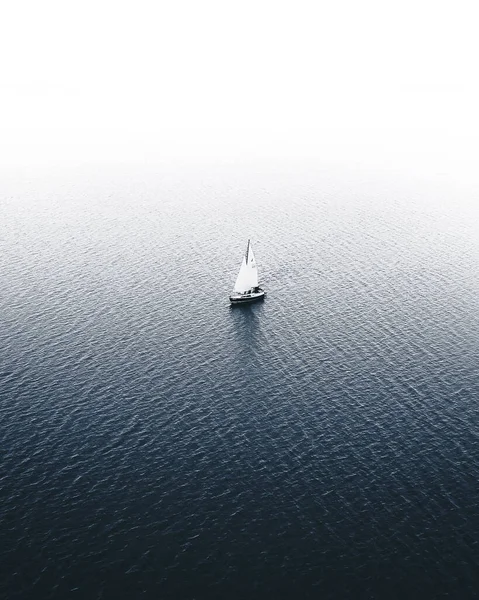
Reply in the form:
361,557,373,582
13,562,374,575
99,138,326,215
233,239,259,293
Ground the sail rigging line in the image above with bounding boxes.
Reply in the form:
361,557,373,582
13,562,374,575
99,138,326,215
229,239,265,304
233,239,259,294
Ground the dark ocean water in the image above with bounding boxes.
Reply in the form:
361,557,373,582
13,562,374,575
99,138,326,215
1,164,479,599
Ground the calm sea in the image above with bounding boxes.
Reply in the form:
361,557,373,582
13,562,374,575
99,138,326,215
1,163,478,599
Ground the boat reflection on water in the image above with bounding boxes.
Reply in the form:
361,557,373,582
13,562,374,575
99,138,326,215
229,300,265,351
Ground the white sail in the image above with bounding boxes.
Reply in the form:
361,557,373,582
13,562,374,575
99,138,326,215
233,240,259,293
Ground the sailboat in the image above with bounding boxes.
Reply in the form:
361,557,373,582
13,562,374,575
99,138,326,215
229,239,265,304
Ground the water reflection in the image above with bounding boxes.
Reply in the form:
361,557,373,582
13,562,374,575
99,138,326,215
229,300,265,353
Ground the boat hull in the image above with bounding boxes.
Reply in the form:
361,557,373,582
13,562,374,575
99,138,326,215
229,290,265,305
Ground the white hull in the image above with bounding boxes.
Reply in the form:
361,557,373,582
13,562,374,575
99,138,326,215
229,289,265,304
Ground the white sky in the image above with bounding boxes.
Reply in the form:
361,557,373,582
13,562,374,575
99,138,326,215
1,0,478,181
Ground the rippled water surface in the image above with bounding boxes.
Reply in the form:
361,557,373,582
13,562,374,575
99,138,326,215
1,164,479,599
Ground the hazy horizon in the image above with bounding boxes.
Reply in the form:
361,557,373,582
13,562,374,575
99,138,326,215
2,0,479,186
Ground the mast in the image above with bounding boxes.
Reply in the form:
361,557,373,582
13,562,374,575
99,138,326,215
233,239,258,293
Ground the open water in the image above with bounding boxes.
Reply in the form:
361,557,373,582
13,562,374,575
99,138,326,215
1,163,479,599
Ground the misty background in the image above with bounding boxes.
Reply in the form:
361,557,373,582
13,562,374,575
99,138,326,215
1,0,478,186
